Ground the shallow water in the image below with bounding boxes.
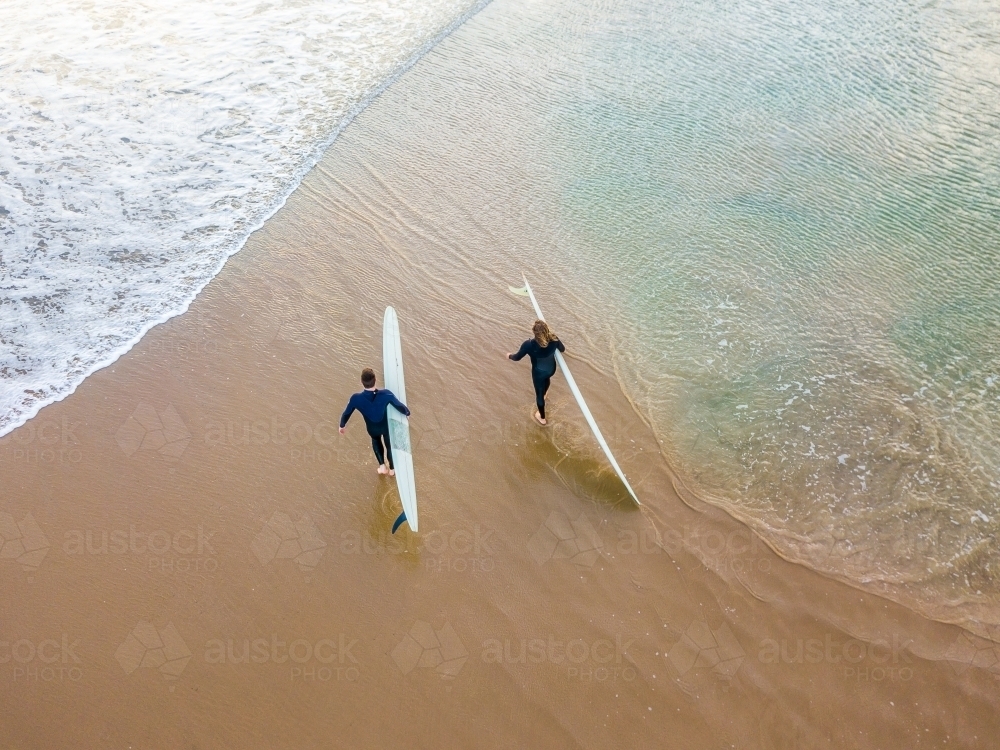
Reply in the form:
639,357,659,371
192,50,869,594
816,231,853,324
5,0,999,626
2,0,1000,744
510,0,1000,625
0,0,481,435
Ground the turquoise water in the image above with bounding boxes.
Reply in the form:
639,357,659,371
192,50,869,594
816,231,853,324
542,0,1000,619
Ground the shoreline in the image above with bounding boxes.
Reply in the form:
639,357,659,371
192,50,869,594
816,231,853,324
2,0,998,744
0,0,493,441
666,463,1000,636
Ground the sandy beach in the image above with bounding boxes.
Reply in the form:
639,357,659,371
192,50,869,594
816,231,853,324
3,0,1000,746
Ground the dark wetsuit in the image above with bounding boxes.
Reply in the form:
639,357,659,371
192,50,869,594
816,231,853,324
509,338,565,419
340,388,410,468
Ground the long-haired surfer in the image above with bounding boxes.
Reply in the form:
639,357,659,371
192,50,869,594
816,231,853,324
507,320,565,426
339,367,410,475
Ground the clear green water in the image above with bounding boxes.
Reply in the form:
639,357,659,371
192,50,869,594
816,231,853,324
541,0,1000,618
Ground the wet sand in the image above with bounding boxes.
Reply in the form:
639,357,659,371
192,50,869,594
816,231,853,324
2,0,999,746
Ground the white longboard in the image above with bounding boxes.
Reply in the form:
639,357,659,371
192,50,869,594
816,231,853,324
383,306,419,532
509,277,641,505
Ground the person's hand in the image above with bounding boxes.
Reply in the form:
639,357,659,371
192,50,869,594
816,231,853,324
506,353,513,359
339,426,345,435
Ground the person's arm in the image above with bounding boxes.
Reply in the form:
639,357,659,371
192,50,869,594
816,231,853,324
555,339,565,353
339,396,357,430
387,392,411,417
508,340,532,361
389,396,410,416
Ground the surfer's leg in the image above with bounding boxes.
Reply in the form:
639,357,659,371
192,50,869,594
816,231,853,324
370,434,386,466
532,373,551,421
367,419,390,473
381,429,395,471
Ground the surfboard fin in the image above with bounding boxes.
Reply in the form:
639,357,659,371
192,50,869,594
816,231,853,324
508,285,529,297
392,511,408,534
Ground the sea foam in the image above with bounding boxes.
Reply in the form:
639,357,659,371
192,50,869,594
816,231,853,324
0,0,483,436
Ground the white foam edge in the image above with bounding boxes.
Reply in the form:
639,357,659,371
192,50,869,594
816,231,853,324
0,0,494,440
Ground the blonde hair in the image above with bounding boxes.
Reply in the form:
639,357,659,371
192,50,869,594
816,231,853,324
532,319,558,346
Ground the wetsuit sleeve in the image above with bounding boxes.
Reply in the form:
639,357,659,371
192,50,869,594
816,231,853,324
340,396,357,428
555,339,565,353
387,393,410,417
509,340,532,361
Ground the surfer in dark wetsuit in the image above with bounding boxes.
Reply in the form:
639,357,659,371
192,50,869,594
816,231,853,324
507,320,565,426
339,368,410,476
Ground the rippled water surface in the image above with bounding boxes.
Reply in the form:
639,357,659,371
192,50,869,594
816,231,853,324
3,0,999,626
538,0,1000,621
0,0,480,434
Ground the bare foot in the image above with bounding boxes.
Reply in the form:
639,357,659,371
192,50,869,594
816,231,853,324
533,411,547,426
377,465,388,475
388,469,396,477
